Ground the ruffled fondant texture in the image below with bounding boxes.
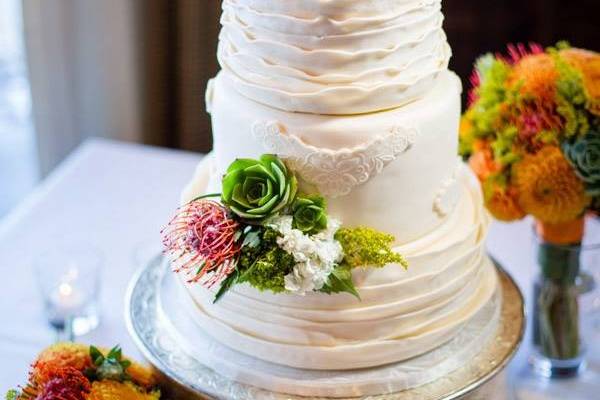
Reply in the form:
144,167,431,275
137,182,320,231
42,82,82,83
179,157,497,370
218,0,450,114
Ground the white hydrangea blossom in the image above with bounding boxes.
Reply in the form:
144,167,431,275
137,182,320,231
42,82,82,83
268,216,343,295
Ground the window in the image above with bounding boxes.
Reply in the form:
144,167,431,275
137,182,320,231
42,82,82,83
0,0,38,217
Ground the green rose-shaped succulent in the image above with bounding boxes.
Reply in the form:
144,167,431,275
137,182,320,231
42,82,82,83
562,131,600,196
292,195,328,234
222,154,298,222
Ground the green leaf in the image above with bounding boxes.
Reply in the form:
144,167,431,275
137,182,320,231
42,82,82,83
320,266,361,300
190,193,221,202
107,345,122,361
226,158,257,173
5,389,19,400
213,269,240,303
90,345,104,366
233,230,243,242
242,230,261,248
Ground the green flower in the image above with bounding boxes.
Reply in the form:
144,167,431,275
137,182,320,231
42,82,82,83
292,195,328,234
562,131,600,196
222,154,298,222
335,227,408,269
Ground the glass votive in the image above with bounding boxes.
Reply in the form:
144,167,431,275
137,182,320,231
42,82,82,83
34,242,102,340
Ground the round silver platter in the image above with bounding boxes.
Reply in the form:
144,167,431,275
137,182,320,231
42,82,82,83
125,255,524,400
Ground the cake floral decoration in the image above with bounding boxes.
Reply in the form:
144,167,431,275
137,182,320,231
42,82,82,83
221,154,298,222
291,195,328,234
162,154,408,302
161,200,241,287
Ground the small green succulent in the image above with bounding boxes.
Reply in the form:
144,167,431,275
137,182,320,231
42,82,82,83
292,195,328,234
86,345,131,382
222,155,298,222
562,130,600,196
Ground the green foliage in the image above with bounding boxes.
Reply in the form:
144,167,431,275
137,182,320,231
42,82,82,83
86,345,131,382
335,227,408,269
237,228,295,292
214,227,295,300
470,55,514,137
292,195,328,234
320,265,360,299
551,49,590,138
491,124,520,166
5,390,19,400
221,154,298,223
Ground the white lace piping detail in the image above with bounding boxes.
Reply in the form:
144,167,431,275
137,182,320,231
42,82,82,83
433,159,463,217
252,120,419,198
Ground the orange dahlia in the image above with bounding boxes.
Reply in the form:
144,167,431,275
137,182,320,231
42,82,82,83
512,146,590,223
87,381,160,400
125,363,158,390
482,179,526,221
561,48,600,116
469,146,501,182
509,53,558,104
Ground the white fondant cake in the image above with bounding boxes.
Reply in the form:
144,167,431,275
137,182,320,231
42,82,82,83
177,0,498,371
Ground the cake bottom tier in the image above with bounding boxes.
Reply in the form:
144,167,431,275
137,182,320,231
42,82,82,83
177,154,497,370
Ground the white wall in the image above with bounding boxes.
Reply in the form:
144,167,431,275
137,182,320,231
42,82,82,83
23,0,142,175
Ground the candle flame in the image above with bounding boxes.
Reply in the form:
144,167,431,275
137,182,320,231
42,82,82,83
59,282,73,297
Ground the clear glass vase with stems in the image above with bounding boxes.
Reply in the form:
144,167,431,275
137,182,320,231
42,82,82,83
530,215,600,378
531,238,585,377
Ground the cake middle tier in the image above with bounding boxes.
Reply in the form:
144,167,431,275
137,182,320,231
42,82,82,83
218,0,450,114
198,69,462,245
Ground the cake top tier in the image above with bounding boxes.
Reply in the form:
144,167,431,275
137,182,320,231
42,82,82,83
218,0,450,115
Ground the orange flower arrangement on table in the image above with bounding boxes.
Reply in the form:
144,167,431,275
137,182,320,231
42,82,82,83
6,343,160,400
460,42,600,243
461,42,600,369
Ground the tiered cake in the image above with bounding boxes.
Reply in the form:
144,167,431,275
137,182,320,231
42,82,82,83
178,0,497,372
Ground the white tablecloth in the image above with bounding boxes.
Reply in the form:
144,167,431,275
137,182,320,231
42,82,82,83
0,138,593,398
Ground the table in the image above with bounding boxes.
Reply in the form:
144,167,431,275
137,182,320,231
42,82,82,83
0,138,595,398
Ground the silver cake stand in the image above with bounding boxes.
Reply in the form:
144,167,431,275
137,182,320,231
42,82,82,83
125,255,524,400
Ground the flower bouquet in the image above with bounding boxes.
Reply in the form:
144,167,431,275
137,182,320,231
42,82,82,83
6,343,159,400
162,154,408,302
460,42,599,373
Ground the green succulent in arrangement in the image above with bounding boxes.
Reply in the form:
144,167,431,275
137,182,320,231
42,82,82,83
86,345,132,382
292,195,328,234
562,130,600,196
222,154,298,222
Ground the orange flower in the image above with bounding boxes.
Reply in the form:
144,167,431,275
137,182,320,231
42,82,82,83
469,145,501,182
509,53,558,104
482,179,526,221
87,381,160,400
561,48,600,116
536,217,585,245
126,363,158,390
31,343,92,387
512,146,590,223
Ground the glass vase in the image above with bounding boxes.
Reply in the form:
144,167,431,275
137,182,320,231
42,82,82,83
531,238,585,377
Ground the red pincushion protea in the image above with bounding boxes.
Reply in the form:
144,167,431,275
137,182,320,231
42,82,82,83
162,199,242,287
29,366,90,400
503,42,544,65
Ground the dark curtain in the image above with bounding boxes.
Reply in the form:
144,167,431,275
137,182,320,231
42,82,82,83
140,0,221,152
446,0,600,105
137,0,599,152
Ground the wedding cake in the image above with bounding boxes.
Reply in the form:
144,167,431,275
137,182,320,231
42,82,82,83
172,0,497,373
